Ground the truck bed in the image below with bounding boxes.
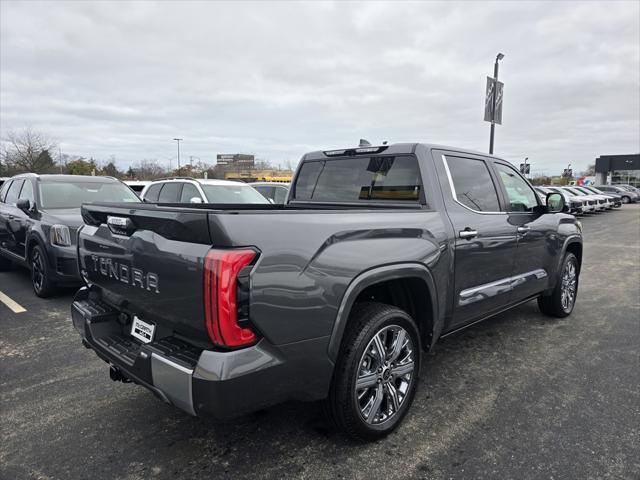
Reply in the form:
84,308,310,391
78,201,446,348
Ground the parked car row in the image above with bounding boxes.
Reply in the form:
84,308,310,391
0,174,288,296
533,184,638,215
2,168,633,300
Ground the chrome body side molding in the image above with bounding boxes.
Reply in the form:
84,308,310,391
459,269,547,306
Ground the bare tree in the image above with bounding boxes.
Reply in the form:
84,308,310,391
2,127,58,173
133,159,168,180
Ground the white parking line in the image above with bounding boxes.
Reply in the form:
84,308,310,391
0,290,27,314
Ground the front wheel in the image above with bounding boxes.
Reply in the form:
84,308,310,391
538,252,579,318
324,302,421,441
621,196,630,204
30,245,56,298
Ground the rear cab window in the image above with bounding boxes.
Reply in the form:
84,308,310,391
292,155,424,205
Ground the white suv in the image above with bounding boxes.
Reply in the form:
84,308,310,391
140,178,270,204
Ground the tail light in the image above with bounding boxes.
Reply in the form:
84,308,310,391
203,249,258,348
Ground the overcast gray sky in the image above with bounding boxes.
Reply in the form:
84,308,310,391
1,0,639,174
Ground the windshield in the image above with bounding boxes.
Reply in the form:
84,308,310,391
560,188,579,196
201,184,270,204
39,181,140,209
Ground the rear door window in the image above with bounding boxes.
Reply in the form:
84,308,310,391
445,156,500,212
293,155,422,203
5,180,24,205
158,183,183,202
144,184,163,202
180,183,201,203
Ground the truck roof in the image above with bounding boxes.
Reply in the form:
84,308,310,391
148,177,245,186
302,142,503,162
10,173,120,182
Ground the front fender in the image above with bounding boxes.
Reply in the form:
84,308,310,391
548,234,583,291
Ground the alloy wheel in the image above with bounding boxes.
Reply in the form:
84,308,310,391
355,325,415,425
31,249,44,293
560,259,577,312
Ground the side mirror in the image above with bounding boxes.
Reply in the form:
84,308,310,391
16,198,31,212
546,192,565,213
189,197,203,204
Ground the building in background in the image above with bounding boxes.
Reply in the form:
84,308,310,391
214,153,293,182
595,154,640,186
224,169,293,183
216,154,255,170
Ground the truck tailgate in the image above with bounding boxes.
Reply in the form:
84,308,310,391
78,203,214,347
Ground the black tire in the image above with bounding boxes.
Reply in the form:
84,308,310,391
621,196,630,204
0,254,12,271
30,244,56,298
538,252,579,318
324,302,421,441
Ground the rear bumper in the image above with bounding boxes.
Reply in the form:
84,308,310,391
71,287,333,419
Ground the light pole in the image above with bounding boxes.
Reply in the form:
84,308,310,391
173,138,183,174
523,157,529,179
489,52,505,155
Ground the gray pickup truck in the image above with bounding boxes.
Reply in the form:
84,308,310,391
71,143,582,440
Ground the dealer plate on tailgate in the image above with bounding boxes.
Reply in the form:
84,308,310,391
131,316,155,343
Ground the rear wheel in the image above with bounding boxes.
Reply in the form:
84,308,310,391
324,302,421,441
30,245,56,298
538,252,579,318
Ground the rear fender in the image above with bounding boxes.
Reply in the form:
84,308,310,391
327,263,440,361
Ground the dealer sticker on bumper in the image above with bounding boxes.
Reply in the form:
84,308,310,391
131,316,155,344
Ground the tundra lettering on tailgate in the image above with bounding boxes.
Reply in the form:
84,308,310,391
89,255,160,293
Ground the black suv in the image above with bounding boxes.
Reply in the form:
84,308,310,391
0,174,140,296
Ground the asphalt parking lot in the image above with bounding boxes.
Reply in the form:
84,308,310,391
1,206,639,480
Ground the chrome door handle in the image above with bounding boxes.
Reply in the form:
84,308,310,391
7,215,14,220
459,229,478,239
517,226,530,234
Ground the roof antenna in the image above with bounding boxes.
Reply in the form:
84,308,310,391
359,139,371,147
382,141,388,145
